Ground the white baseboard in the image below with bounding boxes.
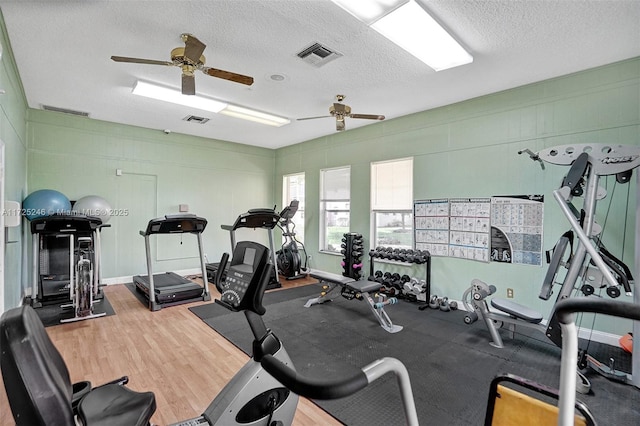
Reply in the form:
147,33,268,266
450,298,624,347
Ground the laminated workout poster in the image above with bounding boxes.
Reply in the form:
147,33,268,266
448,198,491,262
414,199,450,257
414,198,491,262
490,195,544,266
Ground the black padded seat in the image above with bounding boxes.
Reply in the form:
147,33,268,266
309,269,354,285
491,298,543,324
1,305,156,426
79,386,156,426
348,280,382,293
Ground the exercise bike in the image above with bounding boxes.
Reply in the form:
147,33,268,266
171,240,419,426
276,200,308,280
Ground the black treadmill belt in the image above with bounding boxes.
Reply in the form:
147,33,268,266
133,272,203,303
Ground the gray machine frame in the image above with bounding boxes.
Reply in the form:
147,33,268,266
464,143,640,389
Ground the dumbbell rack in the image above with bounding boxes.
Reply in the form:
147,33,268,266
341,233,364,280
368,249,431,303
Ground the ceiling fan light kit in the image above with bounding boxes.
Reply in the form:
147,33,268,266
298,94,385,132
116,33,290,127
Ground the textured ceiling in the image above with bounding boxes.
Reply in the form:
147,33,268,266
1,0,639,149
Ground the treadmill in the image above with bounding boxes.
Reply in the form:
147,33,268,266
206,208,282,290
133,214,211,311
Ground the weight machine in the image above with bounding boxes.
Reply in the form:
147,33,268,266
464,143,640,389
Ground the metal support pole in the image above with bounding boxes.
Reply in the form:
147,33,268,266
633,171,640,388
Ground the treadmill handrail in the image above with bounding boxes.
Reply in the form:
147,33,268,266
30,214,103,234
225,209,280,231
141,214,208,236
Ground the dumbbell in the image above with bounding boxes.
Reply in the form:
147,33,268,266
428,295,440,309
439,297,450,312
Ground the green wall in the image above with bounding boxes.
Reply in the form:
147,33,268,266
0,10,28,311
27,111,276,282
275,58,640,336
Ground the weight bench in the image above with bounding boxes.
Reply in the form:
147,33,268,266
305,269,402,333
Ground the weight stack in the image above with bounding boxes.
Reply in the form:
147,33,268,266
341,233,364,280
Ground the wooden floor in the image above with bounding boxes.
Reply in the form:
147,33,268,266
0,277,341,426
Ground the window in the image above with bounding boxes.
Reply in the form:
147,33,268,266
371,158,413,249
320,166,351,253
282,173,305,243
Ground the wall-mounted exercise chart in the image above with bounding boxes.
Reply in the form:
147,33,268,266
448,198,491,262
414,199,450,257
414,195,543,265
414,198,491,262
490,195,544,266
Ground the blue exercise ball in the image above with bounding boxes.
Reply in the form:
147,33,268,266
22,189,71,221
72,195,112,224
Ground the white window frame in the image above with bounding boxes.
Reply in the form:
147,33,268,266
319,166,351,253
370,158,413,249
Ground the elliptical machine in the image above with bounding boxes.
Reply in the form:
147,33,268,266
171,240,419,425
276,200,308,280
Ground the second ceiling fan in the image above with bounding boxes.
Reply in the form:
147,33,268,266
111,33,254,95
298,95,385,131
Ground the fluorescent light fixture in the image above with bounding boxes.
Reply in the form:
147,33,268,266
331,0,473,71
132,80,227,112
220,105,291,127
132,80,290,127
330,0,408,25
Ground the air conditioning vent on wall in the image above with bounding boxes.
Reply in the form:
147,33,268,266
42,105,90,117
183,115,210,124
296,42,343,67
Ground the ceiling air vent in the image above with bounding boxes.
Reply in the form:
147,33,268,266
297,42,343,67
183,115,210,124
42,105,89,117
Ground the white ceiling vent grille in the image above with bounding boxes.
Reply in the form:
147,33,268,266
42,105,89,117
183,115,210,124
297,42,343,67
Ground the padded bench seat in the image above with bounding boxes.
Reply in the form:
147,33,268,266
349,280,382,293
491,298,543,324
309,269,382,293
309,269,354,285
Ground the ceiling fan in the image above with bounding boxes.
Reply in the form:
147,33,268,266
111,33,254,95
297,95,385,131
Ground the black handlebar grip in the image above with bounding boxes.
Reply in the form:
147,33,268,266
260,354,368,400
554,298,640,325
215,253,229,293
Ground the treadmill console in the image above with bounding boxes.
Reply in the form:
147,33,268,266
216,241,271,313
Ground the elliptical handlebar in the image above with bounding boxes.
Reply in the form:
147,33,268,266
554,298,640,426
260,355,419,426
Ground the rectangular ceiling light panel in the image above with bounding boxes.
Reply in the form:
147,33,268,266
132,80,290,127
331,0,472,71
331,0,408,25
132,80,227,112
219,105,291,127
371,1,472,71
